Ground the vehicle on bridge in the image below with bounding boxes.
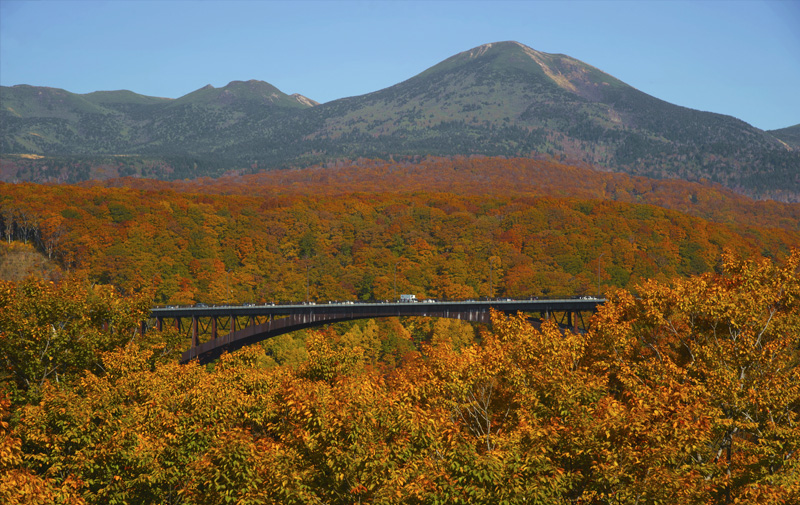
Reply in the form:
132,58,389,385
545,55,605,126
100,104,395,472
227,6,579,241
399,294,417,302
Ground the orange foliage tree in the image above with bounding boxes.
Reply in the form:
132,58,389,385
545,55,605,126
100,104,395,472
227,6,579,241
0,277,151,403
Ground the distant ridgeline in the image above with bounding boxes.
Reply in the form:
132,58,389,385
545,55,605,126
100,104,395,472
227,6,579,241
2,41,798,200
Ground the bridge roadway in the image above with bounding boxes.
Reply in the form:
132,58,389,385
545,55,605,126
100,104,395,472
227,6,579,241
149,298,605,365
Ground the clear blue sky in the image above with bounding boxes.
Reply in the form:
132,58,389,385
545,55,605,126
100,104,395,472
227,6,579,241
1,0,798,131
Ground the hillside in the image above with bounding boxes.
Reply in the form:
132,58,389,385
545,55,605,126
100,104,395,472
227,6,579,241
113,157,800,233
769,124,800,149
2,41,798,199
2,157,800,304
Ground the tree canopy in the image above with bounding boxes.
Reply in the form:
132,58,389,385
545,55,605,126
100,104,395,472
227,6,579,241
1,251,798,503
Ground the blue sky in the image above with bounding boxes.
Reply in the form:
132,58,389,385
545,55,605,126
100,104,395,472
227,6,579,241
1,0,798,131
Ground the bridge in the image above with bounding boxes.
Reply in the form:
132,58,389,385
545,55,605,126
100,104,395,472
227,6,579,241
148,298,605,365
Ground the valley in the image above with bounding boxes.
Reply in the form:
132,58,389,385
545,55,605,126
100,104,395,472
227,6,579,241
2,40,799,504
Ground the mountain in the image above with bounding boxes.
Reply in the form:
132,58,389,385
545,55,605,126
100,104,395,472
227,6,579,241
0,80,317,155
272,41,795,198
168,80,315,110
1,41,798,200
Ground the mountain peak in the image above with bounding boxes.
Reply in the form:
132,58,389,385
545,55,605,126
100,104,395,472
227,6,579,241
223,79,276,90
465,40,534,56
458,40,544,59
449,41,622,97
171,80,312,109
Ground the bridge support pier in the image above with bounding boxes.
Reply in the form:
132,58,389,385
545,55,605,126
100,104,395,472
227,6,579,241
192,316,199,348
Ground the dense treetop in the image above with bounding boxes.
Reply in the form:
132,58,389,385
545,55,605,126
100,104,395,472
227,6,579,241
2,251,799,503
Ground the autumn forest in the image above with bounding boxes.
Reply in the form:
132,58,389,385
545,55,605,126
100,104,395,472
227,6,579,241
2,156,800,503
